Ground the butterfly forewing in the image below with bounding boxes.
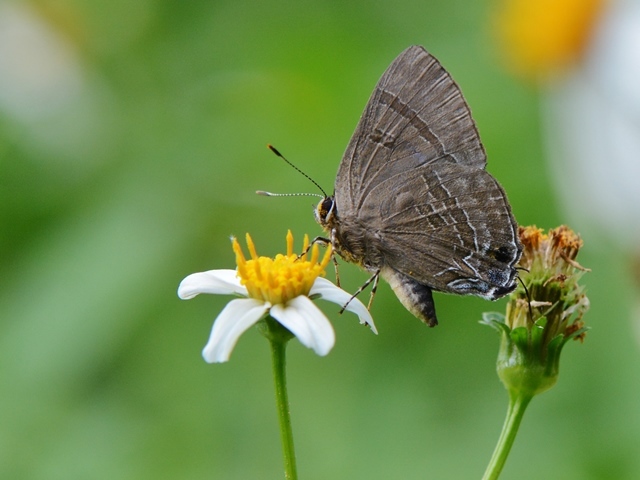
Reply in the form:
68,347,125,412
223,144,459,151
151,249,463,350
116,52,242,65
336,45,487,212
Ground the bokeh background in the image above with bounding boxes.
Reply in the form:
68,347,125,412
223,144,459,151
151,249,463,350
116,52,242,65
2,0,639,478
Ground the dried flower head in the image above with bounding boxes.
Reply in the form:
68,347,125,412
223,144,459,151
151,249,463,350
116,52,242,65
507,225,590,340
482,225,590,397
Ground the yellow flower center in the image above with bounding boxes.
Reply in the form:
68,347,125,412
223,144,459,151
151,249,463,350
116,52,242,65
232,230,333,305
494,0,608,79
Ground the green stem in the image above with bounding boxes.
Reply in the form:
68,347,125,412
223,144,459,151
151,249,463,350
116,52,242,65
269,326,298,480
482,392,532,480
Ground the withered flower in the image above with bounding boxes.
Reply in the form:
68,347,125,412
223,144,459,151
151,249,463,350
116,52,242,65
482,225,590,479
485,225,590,396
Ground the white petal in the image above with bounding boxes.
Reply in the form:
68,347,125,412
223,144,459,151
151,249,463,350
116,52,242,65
270,296,335,356
178,269,247,299
309,277,378,334
202,298,269,363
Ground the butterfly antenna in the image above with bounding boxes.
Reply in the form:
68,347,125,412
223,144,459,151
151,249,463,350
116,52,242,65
256,190,323,198
267,144,328,198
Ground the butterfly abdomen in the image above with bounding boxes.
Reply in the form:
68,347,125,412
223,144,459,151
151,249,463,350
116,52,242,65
381,266,438,326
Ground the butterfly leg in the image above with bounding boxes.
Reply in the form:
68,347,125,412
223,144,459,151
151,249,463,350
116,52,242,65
310,236,331,247
367,273,380,311
328,228,343,287
296,236,331,260
296,236,342,286
338,270,380,315
332,255,341,288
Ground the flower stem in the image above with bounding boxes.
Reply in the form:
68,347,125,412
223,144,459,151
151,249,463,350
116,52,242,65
268,321,298,480
482,392,533,480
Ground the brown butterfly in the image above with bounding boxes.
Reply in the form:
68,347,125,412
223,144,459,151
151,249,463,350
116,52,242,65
314,45,522,326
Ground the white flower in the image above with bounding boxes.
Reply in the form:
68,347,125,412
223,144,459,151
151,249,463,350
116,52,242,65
178,231,377,363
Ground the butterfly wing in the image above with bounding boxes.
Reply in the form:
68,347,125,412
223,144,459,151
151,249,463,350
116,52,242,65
330,46,521,325
371,162,520,298
335,45,487,213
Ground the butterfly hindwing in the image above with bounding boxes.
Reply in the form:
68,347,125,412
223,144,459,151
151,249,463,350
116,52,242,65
368,163,520,298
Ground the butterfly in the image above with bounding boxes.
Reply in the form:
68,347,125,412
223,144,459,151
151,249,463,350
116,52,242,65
314,45,522,326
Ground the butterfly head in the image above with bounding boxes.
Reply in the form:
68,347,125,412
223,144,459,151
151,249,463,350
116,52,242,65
314,196,337,231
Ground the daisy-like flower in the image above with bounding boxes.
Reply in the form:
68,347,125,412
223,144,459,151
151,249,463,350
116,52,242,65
178,230,377,363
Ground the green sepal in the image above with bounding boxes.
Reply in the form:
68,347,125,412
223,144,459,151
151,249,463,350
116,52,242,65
258,316,295,344
480,312,508,333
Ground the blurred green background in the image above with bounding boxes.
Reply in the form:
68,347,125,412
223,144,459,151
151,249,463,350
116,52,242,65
1,0,639,479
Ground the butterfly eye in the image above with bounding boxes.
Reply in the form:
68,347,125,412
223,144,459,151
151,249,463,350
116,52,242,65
323,197,334,214
315,197,337,228
317,197,333,218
